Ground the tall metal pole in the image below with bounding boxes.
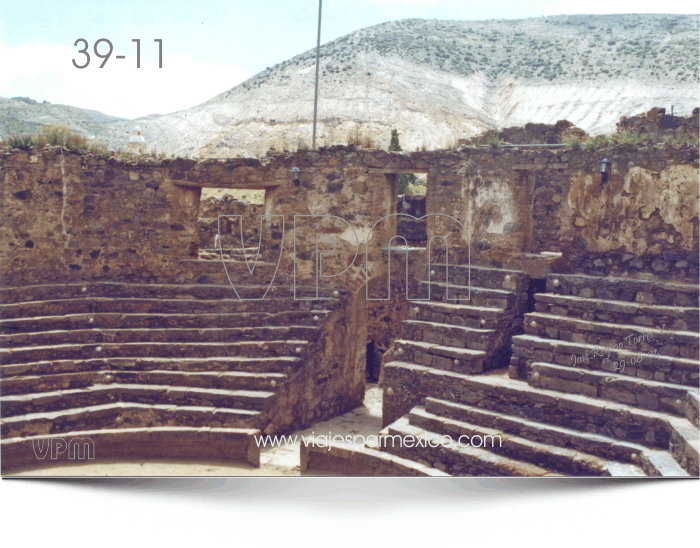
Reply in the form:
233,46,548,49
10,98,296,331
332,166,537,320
312,0,322,150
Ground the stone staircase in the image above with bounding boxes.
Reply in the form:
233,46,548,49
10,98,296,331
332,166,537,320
0,281,344,473
382,264,530,424
376,272,699,477
512,273,699,474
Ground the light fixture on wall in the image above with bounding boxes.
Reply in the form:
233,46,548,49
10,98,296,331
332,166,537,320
600,158,611,183
292,166,301,186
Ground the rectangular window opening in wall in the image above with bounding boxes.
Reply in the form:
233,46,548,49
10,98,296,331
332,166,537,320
197,188,267,260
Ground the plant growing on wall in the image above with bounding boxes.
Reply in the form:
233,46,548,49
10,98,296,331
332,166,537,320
39,123,71,146
486,133,502,147
7,135,34,150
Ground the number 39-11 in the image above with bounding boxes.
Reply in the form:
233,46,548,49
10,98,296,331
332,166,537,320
72,39,163,69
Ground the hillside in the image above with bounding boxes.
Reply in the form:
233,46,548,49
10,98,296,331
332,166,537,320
2,14,698,157
0,97,126,142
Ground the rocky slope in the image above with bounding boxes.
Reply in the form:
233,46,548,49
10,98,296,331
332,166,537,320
3,14,698,157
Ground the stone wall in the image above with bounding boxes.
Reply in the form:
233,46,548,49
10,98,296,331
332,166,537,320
617,107,700,141
2,132,697,289
366,251,427,381
497,120,587,145
264,286,367,433
559,145,699,282
0,149,201,286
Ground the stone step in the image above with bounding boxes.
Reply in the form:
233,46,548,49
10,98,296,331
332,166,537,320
423,397,690,477
0,326,319,348
546,273,700,308
382,362,684,450
383,416,557,476
181,258,280,269
0,340,309,365
0,356,302,377
534,293,699,332
1,369,286,396
512,334,699,386
199,247,260,254
1,426,261,473
392,340,487,375
669,418,700,475
300,438,450,476
411,301,506,330
428,263,529,291
0,282,347,304
198,250,264,262
528,362,695,416
0,402,261,439
0,310,332,333
0,297,337,319
524,312,699,360
401,320,496,352
408,406,645,476
199,252,264,262
0,383,276,417
688,392,700,427
417,281,518,309
179,259,291,286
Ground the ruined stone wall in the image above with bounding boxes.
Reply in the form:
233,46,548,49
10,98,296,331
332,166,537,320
559,145,699,282
264,286,367,433
498,120,587,145
0,148,201,286
2,139,697,436
2,141,697,289
617,107,699,140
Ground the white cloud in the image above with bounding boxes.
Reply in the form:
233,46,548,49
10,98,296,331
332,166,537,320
0,40,250,119
541,0,699,15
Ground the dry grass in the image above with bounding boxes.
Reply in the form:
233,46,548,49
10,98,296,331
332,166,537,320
322,125,340,147
2,123,110,154
295,136,310,151
346,126,377,148
443,134,460,150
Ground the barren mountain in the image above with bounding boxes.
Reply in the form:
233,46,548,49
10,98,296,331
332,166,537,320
3,14,698,156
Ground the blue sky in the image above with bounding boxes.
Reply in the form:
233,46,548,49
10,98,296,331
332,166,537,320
0,0,696,118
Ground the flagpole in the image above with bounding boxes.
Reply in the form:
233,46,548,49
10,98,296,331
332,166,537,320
312,0,322,150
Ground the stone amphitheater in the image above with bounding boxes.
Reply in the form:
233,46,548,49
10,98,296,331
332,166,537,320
1,109,698,477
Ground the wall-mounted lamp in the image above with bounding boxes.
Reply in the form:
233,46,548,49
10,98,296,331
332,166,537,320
600,158,611,183
292,166,300,186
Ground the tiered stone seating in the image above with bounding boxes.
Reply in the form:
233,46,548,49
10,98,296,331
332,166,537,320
510,273,699,475
382,264,530,424
374,272,698,477
0,281,342,473
180,256,291,289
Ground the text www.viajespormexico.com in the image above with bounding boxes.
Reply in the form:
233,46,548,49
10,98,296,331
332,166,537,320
255,432,502,450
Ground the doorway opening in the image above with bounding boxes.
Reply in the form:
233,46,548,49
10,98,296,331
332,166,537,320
366,340,381,383
395,172,428,247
